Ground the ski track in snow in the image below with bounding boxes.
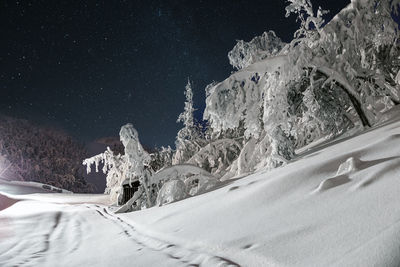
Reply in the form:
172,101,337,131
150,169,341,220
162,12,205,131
0,202,240,267
88,204,240,267
0,210,85,267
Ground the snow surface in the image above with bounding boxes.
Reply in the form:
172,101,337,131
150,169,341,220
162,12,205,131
2,113,400,266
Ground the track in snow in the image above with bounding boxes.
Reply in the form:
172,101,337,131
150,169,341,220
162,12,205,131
88,204,240,267
0,209,86,267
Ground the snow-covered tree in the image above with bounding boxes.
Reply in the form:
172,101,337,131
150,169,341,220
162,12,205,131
119,124,153,208
203,0,400,178
0,115,94,192
83,123,154,210
173,79,203,164
204,53,296,172
286,0,400,127
83,147,124,203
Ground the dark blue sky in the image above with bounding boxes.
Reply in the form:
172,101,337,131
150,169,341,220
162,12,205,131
0,0,350,148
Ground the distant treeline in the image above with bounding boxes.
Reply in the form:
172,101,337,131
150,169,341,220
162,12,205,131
0,115,94,193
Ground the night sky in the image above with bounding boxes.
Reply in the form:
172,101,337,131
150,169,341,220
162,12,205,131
1,0,350,148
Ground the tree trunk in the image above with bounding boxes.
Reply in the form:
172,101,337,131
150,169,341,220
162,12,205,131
312,68,372,127
340,88,371,127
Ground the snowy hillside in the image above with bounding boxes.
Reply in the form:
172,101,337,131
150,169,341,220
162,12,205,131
1,111,400,266
2,0,400,266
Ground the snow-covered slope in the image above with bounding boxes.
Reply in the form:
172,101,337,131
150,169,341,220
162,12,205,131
1,113,400,266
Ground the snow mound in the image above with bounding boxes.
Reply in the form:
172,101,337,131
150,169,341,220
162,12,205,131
314,153,400,193
156,179,187,207
151,164,219,197
314,157,361,193
336,156,361,176
314,174,351,193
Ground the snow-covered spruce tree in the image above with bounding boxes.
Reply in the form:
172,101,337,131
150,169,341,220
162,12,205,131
83,124,154,210
173,79,203,164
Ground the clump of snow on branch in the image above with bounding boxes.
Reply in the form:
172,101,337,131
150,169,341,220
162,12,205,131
228,31,286,70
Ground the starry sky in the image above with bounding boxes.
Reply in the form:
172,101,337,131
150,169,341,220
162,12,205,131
0,0,350,148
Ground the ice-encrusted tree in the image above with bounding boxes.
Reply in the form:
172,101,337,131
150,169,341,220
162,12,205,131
83,124,154,210
337,0,400,113
173,79,203,164
203,0,400,177
286,0,400,127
